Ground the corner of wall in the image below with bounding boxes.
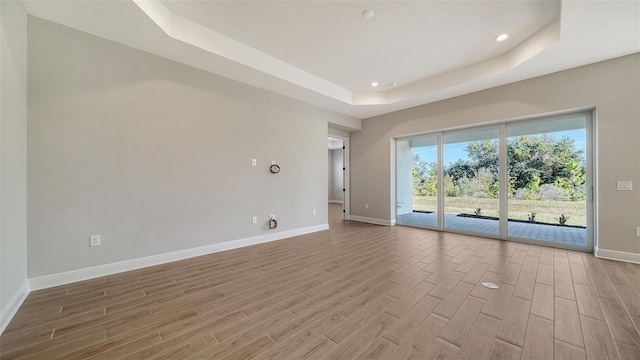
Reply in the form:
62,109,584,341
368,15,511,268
0,280,29,335
0,0,29,336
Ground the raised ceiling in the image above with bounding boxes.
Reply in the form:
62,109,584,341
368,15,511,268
162,0,560,93
23,1,640,122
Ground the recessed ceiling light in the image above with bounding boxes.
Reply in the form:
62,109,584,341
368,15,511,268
371,82,379,87
495,33,509,42
362,9,374,19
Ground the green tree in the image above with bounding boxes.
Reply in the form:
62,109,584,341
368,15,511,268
555,159,585,200
443,175,456,197
424,162,437,196
412,154,438,196
444,159,475,183
464,140,499,176
444,135,584,199
507,135,584,190
412,154,432,196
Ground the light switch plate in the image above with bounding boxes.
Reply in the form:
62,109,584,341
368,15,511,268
616,180,632,191
90,235,101,247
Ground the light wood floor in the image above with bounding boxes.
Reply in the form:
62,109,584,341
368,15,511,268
2,204,639,359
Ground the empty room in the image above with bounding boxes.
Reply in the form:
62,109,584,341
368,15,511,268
1,1,639,359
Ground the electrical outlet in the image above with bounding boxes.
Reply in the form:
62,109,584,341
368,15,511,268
90,235,101,247
616,180,632,191
312,209,317,215
251,159,256,167
270,214,276,220
636,227,640,237
365,204,369,210
252,216,257,224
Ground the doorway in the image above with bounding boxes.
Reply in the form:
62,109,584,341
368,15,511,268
328,135,349,221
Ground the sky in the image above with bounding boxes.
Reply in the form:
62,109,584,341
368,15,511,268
412,129,586,166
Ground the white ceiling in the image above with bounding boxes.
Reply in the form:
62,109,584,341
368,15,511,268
162,0,560,93
23,1,640,124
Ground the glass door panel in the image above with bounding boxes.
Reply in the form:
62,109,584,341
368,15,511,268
506,116,590,249
396,135,438,228
444,128,500,236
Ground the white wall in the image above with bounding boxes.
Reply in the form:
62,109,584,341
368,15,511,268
0,0,29,332
26,17,358,278
329,149,344,202
351,54,640,256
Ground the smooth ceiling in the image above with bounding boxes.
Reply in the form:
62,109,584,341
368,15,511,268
22,0,640,121
163,0,560,92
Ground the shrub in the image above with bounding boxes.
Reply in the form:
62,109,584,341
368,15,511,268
559,214,568,225
454,168,497,198
514,188,542,200
572,184,587,201
538,184,570,201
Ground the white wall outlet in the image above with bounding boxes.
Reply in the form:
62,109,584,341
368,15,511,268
251,158,257,167
616,180,632,191
270,214,276,220
90,235,101,247
251,216,257,224
365,204,369,209
636,227,640,237
312,209,317,215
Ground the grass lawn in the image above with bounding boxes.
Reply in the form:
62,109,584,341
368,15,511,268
412,196,586,227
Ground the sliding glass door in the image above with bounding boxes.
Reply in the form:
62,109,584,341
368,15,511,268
506,116,591,248
444,128,500,236
396,135,439,228
395,111,593,251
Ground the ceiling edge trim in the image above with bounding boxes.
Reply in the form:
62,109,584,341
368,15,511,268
132,0,353,104
132,0,560,108
354,17,561,106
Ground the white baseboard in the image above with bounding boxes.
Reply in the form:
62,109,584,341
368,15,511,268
0,280,30,335
29,224,329,291
328,200,344,204
595,247,640,264
350,215,396,226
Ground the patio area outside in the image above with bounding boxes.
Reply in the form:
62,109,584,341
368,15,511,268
397,211,587,246
399,195,587,245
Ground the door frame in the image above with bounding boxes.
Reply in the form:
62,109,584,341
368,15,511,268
329,134,350,220
392,109,596,252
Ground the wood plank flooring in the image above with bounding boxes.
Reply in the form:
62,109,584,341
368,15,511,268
2,204,639,359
